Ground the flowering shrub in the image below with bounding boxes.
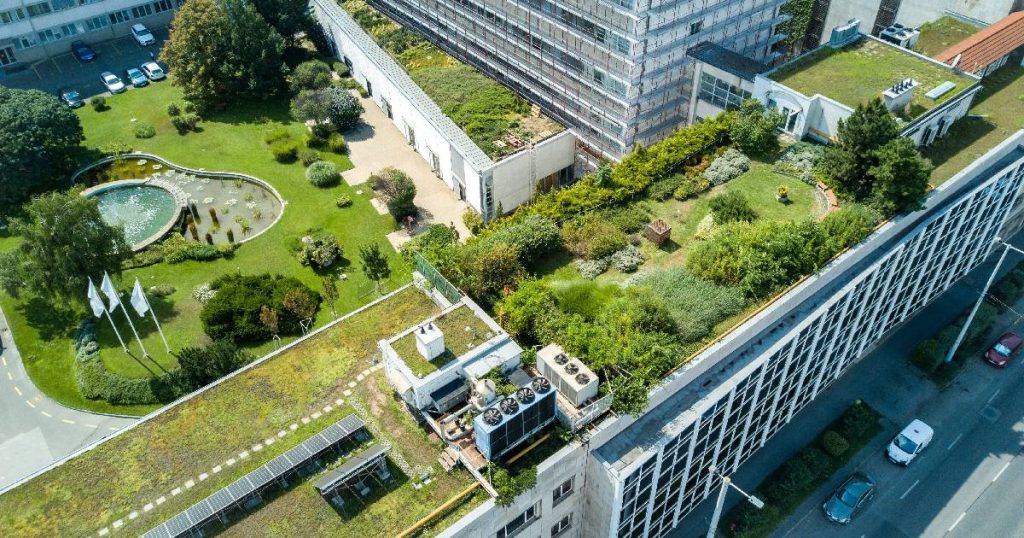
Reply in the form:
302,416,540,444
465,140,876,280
703,148,750,185
575,257,610,280
193,283,217,304
610,245,645,273
296,232,342,270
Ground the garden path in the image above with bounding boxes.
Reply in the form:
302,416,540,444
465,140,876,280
343,93,471,247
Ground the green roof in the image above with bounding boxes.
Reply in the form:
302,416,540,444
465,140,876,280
769,37,977,119
915,16,983,58
391,303,495,377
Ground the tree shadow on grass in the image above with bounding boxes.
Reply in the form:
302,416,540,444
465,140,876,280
203,97,294,127
16,296,79,341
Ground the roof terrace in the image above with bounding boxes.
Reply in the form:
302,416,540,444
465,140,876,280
769,37,977,119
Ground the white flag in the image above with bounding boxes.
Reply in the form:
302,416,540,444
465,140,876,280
130,279,150,317
100,272,121,312
86,279,106,318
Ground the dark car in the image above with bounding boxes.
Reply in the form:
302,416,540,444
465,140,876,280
985,331,1022,367
71,40,97,62
823,473,876,524
59,88,84,108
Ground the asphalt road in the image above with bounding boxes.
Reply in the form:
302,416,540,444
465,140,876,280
0,306,135,492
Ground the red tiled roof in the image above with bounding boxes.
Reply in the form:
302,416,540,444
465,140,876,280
934,12,1024,74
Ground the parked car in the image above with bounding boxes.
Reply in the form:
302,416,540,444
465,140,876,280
124,67,149,87
823,473,876,524
886,419,933,465
71,40,97,62
100,72,126,94
140,61,166,81
985,331,1022,367
59,88,84,108
131,23,156,46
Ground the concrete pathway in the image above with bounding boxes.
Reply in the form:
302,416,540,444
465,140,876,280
0,305,135,492
343,94,471,249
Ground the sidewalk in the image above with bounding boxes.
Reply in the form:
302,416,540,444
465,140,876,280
670,234,1024,537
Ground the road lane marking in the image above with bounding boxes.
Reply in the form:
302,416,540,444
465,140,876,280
993,461,1012,482
84,423,98,428
988,389,1001,404
6,371,11,380
40,411,51,417
25,399,34,408
949,512,966,531
1,356,6,366
13,386,22,396
61,419,75,425
948,433,964,450
900,479,920,500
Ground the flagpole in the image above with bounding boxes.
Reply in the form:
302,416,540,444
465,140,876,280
104,272,148,357
138,281,171,353
105,309,128,352
88,277,127,353
119,303,149,357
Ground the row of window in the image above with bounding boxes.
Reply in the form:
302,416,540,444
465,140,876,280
613,157,1024,537
7,0,176,52
698,72,751,111
491,477,575,538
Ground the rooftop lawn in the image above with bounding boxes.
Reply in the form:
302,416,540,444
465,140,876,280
915,16,981,57
0,79,410,414
769,37,977,118
390,303,496,377
0,286,441,538
925,64,1024,184
338,0,562,160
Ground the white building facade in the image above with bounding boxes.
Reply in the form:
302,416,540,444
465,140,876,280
438,132,1024,538
0,0,182,70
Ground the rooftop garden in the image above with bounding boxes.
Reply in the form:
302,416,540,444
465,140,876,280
915,16,982,57
769,37,976,119
0,286,442,538
338,0,563,160
391,302,496,377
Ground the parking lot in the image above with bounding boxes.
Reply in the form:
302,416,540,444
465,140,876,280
1,26,169,98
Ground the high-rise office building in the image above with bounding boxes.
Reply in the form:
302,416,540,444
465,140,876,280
362,0,791,160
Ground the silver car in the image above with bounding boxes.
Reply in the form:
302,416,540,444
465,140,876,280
131,23,156,46
140,61,166,81
100,71,126,94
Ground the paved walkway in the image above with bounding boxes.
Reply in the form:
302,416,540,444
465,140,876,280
0,306,136,492
343,94,471,249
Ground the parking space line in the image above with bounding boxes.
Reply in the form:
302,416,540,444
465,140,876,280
13,386,22,396
6,371,11,380
25,399,34,408
948,432,963,450
987,389,1001,404
993,461,1011,482
949,512,966,531
900,479,920,500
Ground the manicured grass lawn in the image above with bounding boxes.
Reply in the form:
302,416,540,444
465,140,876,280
915,16,981,57
391,303,495,377
0,286,441,538
925,64,1024,184
0,80,411,413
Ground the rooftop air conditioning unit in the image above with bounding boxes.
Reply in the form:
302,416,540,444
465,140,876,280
536,344,599,407
473,376,556,460
879,23,920,49
414,322,445,361
829,19,861,49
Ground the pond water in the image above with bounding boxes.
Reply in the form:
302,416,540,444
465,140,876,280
92,185,178,246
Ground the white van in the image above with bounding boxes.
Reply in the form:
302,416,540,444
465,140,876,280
886,419,934,465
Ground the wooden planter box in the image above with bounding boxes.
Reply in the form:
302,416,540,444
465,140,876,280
645,218,672,246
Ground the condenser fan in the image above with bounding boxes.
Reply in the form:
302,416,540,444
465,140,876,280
554,353,569,365
499,397,519,415
483,408,502,425
565,362,579,375
516,387,535,404
531,376,551,394
575,373,590,385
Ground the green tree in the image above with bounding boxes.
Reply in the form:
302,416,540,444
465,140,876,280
1,190,130,304
868,137,933,216
288,59,333,93
495,280,557,342
729,99,785,156
708,190,758,223
0,87,84,210
291,88,364,132
176,340,252,389
250,0,312,43
359,243,391,293
821,98,900,199
161,0,285,109
370,167,417,221
608,375,649,417
321,276,339,317
464,243,525,305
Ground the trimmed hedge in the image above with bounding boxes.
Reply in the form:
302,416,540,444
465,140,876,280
74,320,182,405
200,273,321,343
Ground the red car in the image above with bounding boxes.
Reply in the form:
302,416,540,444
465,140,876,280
985,331,1022,367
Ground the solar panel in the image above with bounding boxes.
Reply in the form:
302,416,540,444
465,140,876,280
184,498,215,524
247,465,275,490
208,488,236,513
225,476,254,499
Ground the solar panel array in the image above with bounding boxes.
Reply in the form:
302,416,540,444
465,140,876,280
314,442,391,494
141,414,366,538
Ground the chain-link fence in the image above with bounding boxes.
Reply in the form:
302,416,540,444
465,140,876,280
413,252,463,304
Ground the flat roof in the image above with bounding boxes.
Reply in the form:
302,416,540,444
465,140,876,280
314,443,391,493
915,16,983,57
688,41,770,81
768,36,978,119
390,303,496,377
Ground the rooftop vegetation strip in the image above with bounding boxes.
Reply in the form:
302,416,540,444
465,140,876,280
337,0,563,160
914,16,983,58
391,303,496,377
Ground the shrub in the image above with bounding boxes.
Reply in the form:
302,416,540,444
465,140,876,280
328,132,347,153
610,245,644,273
296,231,342,269
148,284,176,297
693,213,716,240
821,430,850,458
633,267,745,344
774,142,823,184
193,282,216,304
463,209,485,234
270,139,299,163
646,174,685,201
476,215,561,265
289,59,333,93
264,127,292,145
217,243,236,258
563,214,627,260
176,340,252,390
89,96,107,111
703,148,750,185
170,115,189,134
598,205,651,234
182,113,199,131
133,122,156,139
182,100,198,115
709,191,757,224
335,194,352,208
730,99,785,156
306,160,340,187
74,320,182,405
462,242,526,304
290,87,364,132
306,131,327,149
371,167,417,220
299,149,322,167
332,61,350,77
672,174,712,200
799,446,832,479
164,240,221,264
166,102,181,116
839,401,878,440
575,257,610,280
200,274,320,343
225,228,235,243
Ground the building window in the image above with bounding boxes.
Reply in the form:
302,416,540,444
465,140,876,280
553,477,574,506
698,73,751,111
0,8,27,25
551,514,572,537
153,0,174,13
51,0,77,11
26,3,52,17
131,4,153,18
85,15,109,31
496,501,541,538
108,9,131,24
690,20,704,35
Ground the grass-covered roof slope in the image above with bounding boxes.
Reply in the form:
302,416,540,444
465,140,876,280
915,16,982,58
769,37,977,119
339,0,562,160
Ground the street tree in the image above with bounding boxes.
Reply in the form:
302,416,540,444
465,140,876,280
1,190,130,304
359,243,391,293
160,0,285,109
0,87,84,210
